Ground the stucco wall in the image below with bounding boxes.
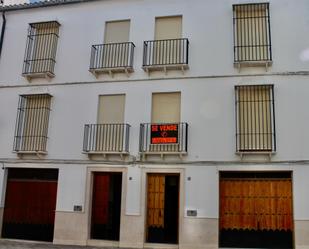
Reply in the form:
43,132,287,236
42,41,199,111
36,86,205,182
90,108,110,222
0,0,308,84
51,164,309,247
0,0,308,161
123,165,309,221
56,165,87,211
0,0,308,247
0,76,308,161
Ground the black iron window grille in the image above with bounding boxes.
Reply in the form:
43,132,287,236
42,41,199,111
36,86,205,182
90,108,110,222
233,3,272,63
139,122,188,154
83,124,130,153
235,85,276,152
13,94,52,153
89,42,135,72
143,38,189,68
22,21,60,77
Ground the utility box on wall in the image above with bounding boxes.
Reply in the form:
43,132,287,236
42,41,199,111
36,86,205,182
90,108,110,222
187,210,197,217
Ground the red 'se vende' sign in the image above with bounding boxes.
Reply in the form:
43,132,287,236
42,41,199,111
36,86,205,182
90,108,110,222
151,124,179,144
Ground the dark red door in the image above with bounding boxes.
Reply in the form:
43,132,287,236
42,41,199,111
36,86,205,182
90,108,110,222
91,172,122,241
1,168,58,242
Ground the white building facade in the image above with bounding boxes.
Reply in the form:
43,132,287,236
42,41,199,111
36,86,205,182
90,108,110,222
2,0,29,6
0,0,308,248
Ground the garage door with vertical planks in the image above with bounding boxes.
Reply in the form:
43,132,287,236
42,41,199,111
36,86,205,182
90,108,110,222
1,168,58,242
219,172,293,249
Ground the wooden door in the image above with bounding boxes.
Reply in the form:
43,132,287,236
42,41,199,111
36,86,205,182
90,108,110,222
146,174,179,244
92,173,110,225
220,178,293,231
147,174,165,229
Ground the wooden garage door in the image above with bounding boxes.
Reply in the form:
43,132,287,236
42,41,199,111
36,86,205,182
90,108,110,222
3,180,57,225
2,168,58,242
220,178,293,231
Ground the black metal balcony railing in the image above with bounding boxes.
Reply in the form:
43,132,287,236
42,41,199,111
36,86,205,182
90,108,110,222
143,38,189,67
233,3,272,63
139,122,188,153
14,134,49,153
89,42,135,71
83,124,130,153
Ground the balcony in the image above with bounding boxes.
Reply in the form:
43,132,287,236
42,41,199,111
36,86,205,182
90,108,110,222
13,94,52,156
83,123,130,158
13,135,49,155
233,3,272,70
142,38,189,74
235,85,276,158
22,21,60,81
89,42,135,77
22,58,56,81
139,122,188,159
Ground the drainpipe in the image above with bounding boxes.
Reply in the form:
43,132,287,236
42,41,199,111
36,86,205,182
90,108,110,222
0,11,6,60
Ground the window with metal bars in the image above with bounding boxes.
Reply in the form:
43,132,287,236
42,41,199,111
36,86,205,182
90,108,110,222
13,94,52,153
233,3,272,63
235,85,276,152
22,21,60,77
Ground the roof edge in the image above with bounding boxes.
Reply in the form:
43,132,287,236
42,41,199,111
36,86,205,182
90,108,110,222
0,0,104,12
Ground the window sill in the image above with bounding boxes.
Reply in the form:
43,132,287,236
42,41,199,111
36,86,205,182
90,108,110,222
236,151,276,160
89,66,134,78
83,151,129,159
142,64,189,75
22,72,55,82
234,60,272,72
14,150,47,159
14,150,47,154
140,151,187,160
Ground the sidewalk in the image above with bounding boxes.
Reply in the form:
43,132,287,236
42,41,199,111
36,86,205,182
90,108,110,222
0,240,134,249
